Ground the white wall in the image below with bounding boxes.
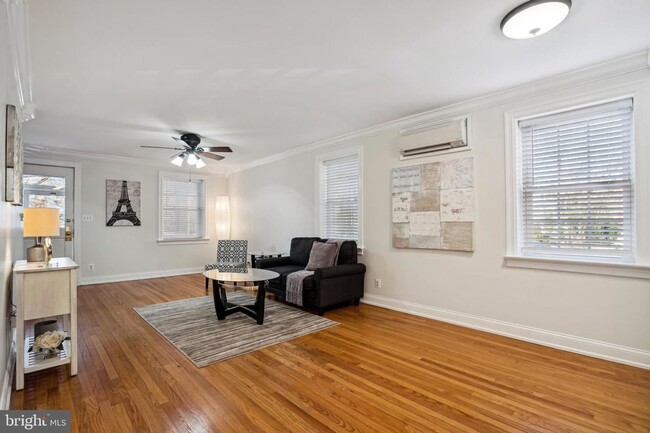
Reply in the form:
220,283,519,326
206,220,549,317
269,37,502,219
0,10,25,406
78,160,228,284
23,156,229,284
0,92,16,410
230,151,317,251
229,55,650,368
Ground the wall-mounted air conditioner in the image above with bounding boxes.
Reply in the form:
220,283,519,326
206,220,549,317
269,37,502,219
398,117,469,160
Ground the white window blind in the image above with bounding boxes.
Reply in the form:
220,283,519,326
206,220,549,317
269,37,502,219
160,176,206,240
517,98,634,261
319,154,360,241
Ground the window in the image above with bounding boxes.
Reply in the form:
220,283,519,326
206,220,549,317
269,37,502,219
318,152,361,242
159,174,207,242
515,98,634,263
22,175,66,228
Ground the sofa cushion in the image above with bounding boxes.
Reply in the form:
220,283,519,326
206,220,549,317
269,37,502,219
337,240,357,265
263,264,304,283
290,237,321,266
305,242,337,271
280,268,309,285
320,239,357,264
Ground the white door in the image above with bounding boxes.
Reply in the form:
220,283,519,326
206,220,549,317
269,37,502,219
22,164,75,260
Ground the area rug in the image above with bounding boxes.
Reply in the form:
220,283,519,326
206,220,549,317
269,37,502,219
134,292,338,367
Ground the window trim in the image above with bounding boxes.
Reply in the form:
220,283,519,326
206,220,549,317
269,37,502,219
158,171,209,244
315,147,363,249
504,85,650,279
503,255,650,279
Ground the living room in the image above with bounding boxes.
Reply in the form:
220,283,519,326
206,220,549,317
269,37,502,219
1,0,649,432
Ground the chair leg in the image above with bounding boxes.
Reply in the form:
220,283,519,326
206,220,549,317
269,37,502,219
353,298,360,306
205,277,209,293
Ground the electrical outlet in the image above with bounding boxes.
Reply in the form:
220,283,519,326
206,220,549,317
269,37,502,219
82,214,94,222
375,278,382,289
88,264,95,270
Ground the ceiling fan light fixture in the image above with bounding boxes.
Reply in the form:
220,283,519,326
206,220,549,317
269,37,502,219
501,0,571,39
146,132,232,166
171,153,185,167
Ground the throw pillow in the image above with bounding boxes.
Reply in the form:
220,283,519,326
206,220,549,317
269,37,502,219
305,242,337,271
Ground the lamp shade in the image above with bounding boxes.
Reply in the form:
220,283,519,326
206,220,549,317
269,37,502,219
171,154,184,167
23,208,60,237
215,196,231,240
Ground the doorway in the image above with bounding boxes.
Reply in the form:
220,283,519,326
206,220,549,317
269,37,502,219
22,164,75,260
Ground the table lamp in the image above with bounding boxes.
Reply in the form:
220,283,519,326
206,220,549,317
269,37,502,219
23,208,60,262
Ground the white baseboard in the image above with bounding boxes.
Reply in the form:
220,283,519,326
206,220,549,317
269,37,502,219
1,328,16,410
79,267,204,286
362,293,650,370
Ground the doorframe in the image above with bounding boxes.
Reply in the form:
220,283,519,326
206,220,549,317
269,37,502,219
24,158,82,267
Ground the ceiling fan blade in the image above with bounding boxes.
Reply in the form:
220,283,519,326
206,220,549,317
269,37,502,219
201,152,225,161
201,146,232,153
141,145,186,150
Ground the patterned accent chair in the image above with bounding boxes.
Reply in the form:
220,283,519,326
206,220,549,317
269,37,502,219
205,240,248,292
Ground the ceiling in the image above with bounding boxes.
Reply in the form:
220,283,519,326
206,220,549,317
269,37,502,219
23,0,650,171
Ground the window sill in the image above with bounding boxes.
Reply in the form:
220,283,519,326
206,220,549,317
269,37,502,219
503,256,650,280
158,238,210,246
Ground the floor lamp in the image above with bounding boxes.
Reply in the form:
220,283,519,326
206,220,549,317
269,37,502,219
215,196,231,240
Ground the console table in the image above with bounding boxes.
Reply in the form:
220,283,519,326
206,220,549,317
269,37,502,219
12,258,79,390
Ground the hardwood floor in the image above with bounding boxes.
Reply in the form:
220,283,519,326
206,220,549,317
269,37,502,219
11,274,650,432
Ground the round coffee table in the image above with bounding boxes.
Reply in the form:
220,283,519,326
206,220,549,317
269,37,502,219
203,267,279,325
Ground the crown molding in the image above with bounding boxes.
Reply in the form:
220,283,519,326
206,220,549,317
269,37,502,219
24,145,229,175
4,0,35,122
232,51,649,174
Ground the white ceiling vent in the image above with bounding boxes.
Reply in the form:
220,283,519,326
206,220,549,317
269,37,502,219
398,118,469,160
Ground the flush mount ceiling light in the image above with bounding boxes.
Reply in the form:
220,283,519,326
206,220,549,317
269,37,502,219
501,0,571,39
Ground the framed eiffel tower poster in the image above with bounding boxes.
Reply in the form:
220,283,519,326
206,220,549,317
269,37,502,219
106,179,142,226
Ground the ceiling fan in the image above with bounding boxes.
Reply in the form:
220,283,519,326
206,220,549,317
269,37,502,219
141,133,233,168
